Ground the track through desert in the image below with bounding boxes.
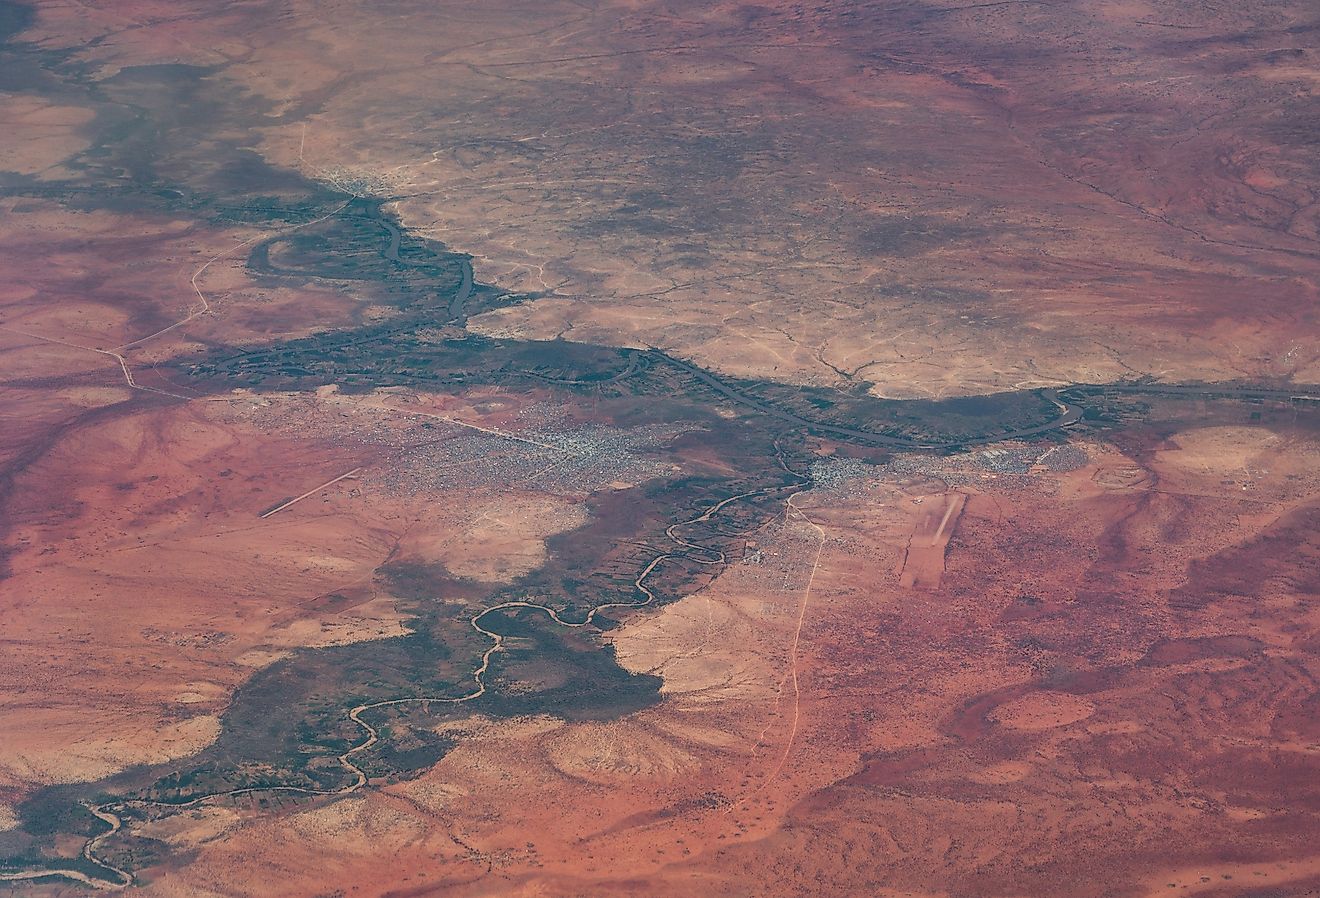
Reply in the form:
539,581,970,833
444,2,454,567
0,324,187,399
117,200,354,353
0,199,351,407
735,490,826,808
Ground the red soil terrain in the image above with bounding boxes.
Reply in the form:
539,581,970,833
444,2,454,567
91,416,1320,898
1,1,1319,896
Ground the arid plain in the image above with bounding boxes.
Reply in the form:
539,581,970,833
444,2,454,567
1,1,1319,896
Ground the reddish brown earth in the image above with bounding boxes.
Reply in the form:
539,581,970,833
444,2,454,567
2,1,1319,896
86,418,1320,898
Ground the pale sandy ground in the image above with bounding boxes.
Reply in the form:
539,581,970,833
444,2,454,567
19,0,1320,400
0,95,92,180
